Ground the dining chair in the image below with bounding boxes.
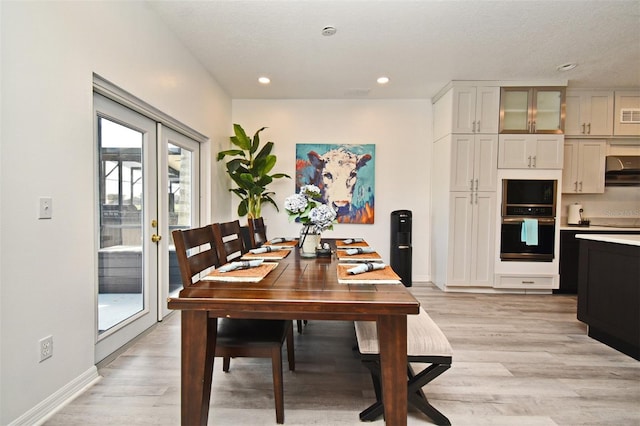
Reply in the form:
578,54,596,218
172,224,295,424
247,217,268,249
211,219,248,263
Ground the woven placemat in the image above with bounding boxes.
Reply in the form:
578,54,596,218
203,262,278,282
336,251,382,261
336,240,369,248
264,239,298,248
336,263,401,284
241,249,291,260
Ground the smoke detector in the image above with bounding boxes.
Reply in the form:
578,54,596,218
322,26,337,36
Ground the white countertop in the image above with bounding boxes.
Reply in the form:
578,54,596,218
561,225,640,231
575,234,640,247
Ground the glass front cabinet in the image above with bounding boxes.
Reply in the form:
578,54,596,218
500,87,566,134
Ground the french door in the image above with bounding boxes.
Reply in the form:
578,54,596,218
93,93,199,362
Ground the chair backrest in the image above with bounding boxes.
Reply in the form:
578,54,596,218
212,220,247,264
247,217,267,249
172,225,220,286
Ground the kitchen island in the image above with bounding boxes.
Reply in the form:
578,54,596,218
576,234,639,360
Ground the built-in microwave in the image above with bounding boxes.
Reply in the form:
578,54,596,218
502,179,557,217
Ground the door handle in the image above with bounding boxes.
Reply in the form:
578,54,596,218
151,234,162,243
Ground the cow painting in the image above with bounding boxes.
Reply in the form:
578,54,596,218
295,144,375,224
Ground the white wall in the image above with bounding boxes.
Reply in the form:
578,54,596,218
0,2,231,423
232,99,433,280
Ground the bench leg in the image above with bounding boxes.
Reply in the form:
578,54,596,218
359,359,451,425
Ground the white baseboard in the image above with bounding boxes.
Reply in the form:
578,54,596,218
10,366,100,426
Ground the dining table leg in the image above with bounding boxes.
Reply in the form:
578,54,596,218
181,310,216,426
377,314,408,426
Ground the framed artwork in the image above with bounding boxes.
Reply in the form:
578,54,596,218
295,143,375,224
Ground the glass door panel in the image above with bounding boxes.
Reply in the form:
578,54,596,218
534,89,564,133
500,88,531,133
159,127,200,319
98,118,144,332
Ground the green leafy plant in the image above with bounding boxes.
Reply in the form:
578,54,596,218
217,124,290,218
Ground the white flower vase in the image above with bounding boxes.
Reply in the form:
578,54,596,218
300,228,320,258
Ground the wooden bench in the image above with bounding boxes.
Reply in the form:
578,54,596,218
354,307,453,425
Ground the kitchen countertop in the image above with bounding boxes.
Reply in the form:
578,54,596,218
575,234,640,247
561,225,640,231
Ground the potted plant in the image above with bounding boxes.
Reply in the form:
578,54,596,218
217,124,290,219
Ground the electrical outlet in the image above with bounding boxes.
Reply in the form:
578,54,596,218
39,335,53,362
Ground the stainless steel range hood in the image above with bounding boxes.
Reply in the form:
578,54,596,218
605,156,640,186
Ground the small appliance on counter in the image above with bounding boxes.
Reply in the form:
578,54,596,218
568,203,589,226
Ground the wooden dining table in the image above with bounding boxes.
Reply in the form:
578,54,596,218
167,239,420,425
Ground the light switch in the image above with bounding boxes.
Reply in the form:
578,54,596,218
39,197,53,219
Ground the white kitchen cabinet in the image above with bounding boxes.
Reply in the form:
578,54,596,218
447,191,496,287
452,86,500,134
614,90,640,136
498,134,564,169
450,134,498,192
500,87,566,134
562,140,606,194
565,90,614,136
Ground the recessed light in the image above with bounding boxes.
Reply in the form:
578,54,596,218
258,76,271,84
557,63,577,72
377,76,390,85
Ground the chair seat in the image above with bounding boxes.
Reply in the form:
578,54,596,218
217,318,292,346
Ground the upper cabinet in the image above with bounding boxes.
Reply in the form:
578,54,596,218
451,86,500,134
498,134,564,169
614,90,640,136
499,87,566,134
433,85,499,140
565,90,614,136
562,140,606,194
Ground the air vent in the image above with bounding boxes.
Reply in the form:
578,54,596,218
620,108,640,123
344,88,371,97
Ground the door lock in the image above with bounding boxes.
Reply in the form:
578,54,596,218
151,234,162,243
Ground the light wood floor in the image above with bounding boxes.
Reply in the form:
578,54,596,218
44,283,640,425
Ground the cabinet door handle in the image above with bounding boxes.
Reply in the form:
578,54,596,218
533,156,537,168
475,192,478,204
579,181,583,192
532,121,536,133
582,123,586,134
522,281,535,284
528,156,532,168
475,179,479,191
470,194,473,205
574,181,578,191
528,121,532,133
476,120,480,132
470,179,474,191
587,123,591,134
472,121,476,133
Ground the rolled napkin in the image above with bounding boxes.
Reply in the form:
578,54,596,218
269,237,296,244
218,259,263,273
249,246,280,254
342,238,364,244
345,247,375,255
347,262,387,275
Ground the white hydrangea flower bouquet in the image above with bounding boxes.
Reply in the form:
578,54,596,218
284,185,337,246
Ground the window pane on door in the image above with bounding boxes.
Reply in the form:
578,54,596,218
98,117,144,333
168,143,193,296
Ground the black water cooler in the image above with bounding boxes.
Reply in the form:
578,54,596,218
390,210,412,287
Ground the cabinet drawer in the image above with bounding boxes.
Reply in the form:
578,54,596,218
495,275,556,289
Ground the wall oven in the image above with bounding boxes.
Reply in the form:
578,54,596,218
500,179,557,262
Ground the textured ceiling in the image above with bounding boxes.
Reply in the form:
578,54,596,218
147,0,640,99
